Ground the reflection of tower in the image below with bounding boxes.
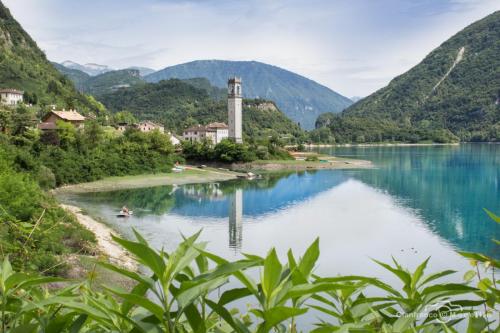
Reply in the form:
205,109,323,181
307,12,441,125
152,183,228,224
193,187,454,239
228,188,243,250
228,77,243,143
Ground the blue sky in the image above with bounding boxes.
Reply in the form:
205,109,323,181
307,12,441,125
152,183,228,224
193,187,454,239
3,0,499,97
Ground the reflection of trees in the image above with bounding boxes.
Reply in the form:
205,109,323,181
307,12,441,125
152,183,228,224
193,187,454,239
319,145,500,257
181,183,224,200
81,186,176,216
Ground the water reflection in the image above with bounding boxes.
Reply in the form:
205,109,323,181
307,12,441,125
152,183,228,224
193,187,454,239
229,189,243,250
62,144,499,260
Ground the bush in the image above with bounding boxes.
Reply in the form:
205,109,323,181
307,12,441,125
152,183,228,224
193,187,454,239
36,165,56,189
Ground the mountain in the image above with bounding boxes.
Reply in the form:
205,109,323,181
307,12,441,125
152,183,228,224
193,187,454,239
319,11,500,143
145,60,352,129
51,62,90,91
0,2,101,112
98,78,304,139
350,96,363,103
61,60,113,76
81,69,145,96
127,66,156,76
53,65,146,96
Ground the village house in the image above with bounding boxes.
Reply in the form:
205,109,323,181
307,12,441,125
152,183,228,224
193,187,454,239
206,122,229,144
136,121,164,133
38,110,86,130
0,89,23,106
182,122,229,144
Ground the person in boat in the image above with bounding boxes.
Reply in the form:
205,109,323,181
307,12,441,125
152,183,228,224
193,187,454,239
121,206,129,215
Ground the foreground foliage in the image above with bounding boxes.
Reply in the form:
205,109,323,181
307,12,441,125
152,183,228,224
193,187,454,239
1,225,498,332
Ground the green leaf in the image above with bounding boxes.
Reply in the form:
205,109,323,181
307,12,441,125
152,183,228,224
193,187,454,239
392,313,416,331
9,324,38,333
112,235,166,278
176,276,227,308
206,299,251,333
262,248,282,299
419,270,457,287
411,257,430,289
372,259,412,287
260,306,308,331
218,287,253,306
466,316,488,333
421,283,477,296
483,208,500,223
104,285,165,320
298,238,320,279
463,270,476,283
69,314,88,333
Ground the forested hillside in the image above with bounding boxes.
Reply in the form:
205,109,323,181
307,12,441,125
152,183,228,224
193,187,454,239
99,78,304,141
145,60,352,129
317,11,500,143
0,2,102,114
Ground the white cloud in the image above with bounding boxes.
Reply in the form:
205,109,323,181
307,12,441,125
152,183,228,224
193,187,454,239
2,0,499,96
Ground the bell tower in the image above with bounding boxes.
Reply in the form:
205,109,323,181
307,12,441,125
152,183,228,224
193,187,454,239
228,77,242,143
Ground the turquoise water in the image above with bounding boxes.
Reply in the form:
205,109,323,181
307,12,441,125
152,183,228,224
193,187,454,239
61,144,499,279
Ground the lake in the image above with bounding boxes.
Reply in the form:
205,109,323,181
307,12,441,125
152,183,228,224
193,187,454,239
60,143,499,281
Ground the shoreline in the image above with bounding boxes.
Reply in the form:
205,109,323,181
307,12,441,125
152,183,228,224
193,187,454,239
296,142,461,148
55,167,243,194
55,157,372,194
60,204,137,271
233,156,373,172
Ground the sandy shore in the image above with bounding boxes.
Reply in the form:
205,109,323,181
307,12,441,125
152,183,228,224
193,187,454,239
61,204,137,271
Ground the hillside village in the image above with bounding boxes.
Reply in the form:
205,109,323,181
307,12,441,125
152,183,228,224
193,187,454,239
1,77,247,149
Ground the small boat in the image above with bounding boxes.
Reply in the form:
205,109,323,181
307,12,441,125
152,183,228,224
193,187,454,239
116,210,133,218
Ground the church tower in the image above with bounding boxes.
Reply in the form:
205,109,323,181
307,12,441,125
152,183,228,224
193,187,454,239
228,77,242,143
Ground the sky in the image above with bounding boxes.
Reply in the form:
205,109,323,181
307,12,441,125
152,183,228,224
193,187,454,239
3,0,499,97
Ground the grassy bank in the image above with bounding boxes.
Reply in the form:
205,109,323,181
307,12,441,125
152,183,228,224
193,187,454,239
54,167,243,193
232,153,372,171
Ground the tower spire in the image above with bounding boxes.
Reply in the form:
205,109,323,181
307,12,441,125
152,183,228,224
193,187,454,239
228,77,242,143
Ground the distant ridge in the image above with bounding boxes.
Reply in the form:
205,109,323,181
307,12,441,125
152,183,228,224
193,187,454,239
145,60,352,129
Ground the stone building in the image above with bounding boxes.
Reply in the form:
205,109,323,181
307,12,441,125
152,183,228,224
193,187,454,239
227,77,242,143
182,122,229,145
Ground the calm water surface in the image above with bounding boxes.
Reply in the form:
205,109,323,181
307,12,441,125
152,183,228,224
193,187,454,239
60,144,499,280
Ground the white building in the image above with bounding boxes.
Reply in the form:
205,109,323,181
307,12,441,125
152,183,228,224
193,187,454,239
228,77,243,143
183,122,229,145
206,122,229,144
0,89,23,106
167,132,181,146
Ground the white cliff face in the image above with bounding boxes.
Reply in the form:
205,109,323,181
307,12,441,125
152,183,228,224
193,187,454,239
430,46,465,94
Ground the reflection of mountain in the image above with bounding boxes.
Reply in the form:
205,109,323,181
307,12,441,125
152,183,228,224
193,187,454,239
171,171,348,218
320,144,500,257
